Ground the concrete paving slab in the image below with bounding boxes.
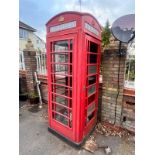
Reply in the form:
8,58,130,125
19,102,134,155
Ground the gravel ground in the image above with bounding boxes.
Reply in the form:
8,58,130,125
19,101,135,155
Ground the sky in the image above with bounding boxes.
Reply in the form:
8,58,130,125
19,0,135,41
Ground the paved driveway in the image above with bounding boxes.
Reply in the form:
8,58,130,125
19,102,134,155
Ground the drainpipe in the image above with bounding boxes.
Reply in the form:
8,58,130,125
34,72,43,108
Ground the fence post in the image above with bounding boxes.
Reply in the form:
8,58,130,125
23,39,37,94
36,52,47,75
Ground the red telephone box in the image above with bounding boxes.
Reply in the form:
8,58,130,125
46,11,102,146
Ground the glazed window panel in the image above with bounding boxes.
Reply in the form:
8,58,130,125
19,28,28,39
55,113,69,126
89,54,97,64
51,52,72,63
53,40,72,52
54,95,72,108
54,85,72,96
55,104,68,116
88,66,97,74
53,95,68,106
55,112,72,128
87,102,95,117
88,85,96,96
88,75,96,85
89,41,98,53
53,53,68,63
54,40,69,52
52,75,66,85
52,75,72,87
54,64,68,73
86,111,95,124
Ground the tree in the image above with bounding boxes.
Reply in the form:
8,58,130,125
101,20,111,47
100,20,111,75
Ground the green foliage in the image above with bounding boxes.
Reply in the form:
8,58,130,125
20,92,28,96
101,20,111,47
28,91,39,98
100,20,111,75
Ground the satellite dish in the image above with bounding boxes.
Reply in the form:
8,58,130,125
111,14,135,43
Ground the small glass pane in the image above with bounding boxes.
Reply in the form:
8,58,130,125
55,104,68,116
52,94,72,107
88,75,96,85
56,96,68,106
89,54,97,63
90,41,98,53
54,85,72,97
87,102,95,117
53,75,66,85
88,111,95,121
55,85,66,95
88,85,96,96
53,40,72,52
88,66,97,74
53,75,72,87
87,111,95,123
55,113,68,126
54,53,68,63
54,40,69,52
54,64,68,73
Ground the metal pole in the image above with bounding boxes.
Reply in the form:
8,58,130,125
114,41,121,124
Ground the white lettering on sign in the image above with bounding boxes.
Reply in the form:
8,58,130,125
50,21,76,32
85,23,99,36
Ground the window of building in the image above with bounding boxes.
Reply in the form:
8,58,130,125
19,50,25,70
124,40,135,89
19,28,28,39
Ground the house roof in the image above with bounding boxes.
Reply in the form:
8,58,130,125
34,34,45,44
19,21,36,32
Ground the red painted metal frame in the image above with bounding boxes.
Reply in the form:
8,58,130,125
82,35,101,137
47,34,77,140
46,11,101,145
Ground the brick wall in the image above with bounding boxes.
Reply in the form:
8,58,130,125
122,94,135,132
100,46,135,132
101,49,126,125
22,39,38,94
23,50,37,93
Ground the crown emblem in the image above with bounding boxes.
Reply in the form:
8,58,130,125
58,16,64,22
